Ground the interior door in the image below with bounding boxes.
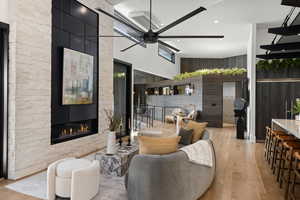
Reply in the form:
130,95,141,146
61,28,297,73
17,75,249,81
113,60,132,136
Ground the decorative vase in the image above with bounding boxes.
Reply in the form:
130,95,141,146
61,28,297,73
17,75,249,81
106,131,117,154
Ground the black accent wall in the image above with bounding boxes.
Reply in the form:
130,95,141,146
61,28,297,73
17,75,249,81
51,0,99,144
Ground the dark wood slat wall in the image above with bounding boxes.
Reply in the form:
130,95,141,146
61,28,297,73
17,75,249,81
256,81,300,141
181,55,247,73
202,75,247,128
202,76,223,127
0,29,4,178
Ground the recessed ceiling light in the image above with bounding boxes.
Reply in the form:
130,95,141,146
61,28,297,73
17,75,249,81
213,20,219,24
79,6,87,14
177,40,180,42
161,23,164,26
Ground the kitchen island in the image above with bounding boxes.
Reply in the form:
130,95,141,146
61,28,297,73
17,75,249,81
272,119,300,138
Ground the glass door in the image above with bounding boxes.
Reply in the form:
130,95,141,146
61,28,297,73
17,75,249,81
113,60,132,136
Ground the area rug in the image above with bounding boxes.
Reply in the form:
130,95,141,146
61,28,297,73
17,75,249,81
5,171,128,200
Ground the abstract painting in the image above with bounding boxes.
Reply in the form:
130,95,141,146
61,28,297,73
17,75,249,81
62,48,94,105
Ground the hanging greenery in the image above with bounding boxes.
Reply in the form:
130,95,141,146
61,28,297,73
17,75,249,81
256,58,300,72
173,68,247,80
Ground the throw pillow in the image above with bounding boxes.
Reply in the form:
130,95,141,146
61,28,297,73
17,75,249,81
186,121,208,143
138,136,181,155
178,128,193,145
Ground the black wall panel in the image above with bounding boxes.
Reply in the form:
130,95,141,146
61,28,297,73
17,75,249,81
256,81,300,141
51,0,99,144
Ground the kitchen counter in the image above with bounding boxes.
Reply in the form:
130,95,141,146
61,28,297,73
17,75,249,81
272,119,300,138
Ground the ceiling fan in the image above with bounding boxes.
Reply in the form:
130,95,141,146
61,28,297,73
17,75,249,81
96,0,224,52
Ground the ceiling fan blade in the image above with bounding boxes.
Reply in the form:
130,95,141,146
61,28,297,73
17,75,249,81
159,35,224,39
158,40,180,52
85,35,126,38
121,42,142,52
156,7,206,35
96,8,145,34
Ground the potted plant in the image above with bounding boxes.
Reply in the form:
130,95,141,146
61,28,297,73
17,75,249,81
293,99,300,120
104,109,121,154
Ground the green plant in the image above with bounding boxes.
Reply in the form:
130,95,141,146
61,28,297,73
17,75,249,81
256,58,300,72
173,68,247,80
104,109,121,132
293,101,300,115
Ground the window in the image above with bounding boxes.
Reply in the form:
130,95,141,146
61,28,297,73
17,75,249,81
114,11,146,48
158,44,176,64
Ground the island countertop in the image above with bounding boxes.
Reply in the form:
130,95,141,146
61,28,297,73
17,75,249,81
272,119,300,138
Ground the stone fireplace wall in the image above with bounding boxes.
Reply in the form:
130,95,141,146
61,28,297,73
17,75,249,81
7,0,114,179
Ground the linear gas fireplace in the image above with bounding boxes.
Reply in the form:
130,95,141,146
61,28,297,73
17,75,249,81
51,119,98,144
51,0,99,145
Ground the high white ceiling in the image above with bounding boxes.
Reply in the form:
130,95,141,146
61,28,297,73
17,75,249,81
114,0,292,58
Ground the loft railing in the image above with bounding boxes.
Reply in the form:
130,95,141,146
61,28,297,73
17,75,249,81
133,104,185,131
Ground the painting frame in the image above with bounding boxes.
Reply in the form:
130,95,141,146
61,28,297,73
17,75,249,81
62,48,94,105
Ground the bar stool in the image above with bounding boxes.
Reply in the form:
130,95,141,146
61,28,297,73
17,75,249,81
277,141,300,188
267,130,286,165
271,133,295,174
288,151,300,200
279,144,300,200
264,126,271,161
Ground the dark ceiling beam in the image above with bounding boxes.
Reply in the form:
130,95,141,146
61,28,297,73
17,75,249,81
260,42,300,51
268,25,300,35
257,52,300,59
281,0,300,7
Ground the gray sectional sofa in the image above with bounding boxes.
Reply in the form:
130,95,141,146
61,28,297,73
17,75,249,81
125,131,216,200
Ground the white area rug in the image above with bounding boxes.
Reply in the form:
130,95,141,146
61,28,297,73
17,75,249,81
5,171,128,200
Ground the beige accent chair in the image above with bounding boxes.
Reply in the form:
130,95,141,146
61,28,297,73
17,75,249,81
47,158,100,200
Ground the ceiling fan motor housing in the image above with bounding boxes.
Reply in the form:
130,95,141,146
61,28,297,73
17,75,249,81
144,30,158,43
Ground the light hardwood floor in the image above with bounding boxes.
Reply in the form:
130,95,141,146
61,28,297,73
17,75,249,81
0,127,285,200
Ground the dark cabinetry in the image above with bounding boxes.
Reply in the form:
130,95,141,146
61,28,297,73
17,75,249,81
256,81,300,141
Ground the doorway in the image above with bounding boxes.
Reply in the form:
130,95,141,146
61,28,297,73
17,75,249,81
113,59,132,136
0,22,8,179
223,82,236,127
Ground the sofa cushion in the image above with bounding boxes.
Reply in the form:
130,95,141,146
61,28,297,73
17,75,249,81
138,136,181,155
178,128,193,145
56,159,91,178
186,121,208,143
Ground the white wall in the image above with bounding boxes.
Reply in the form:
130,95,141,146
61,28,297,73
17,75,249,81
247,24,257,142
256,24,278,56
0,0,9,23
113,36,181,79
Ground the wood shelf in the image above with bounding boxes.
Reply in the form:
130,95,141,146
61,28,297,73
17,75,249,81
268,25,300,36
257,52,300,59
260,42,300,51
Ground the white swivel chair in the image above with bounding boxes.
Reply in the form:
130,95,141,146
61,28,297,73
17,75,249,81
47,157,100,200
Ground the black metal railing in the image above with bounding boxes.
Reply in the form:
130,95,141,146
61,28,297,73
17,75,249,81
133,104,186,131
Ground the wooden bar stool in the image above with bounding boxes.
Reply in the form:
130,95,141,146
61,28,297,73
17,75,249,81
264,126,271,161
271,133,295,174
288,151,300,200
277,141,300,188
268,130,286,165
